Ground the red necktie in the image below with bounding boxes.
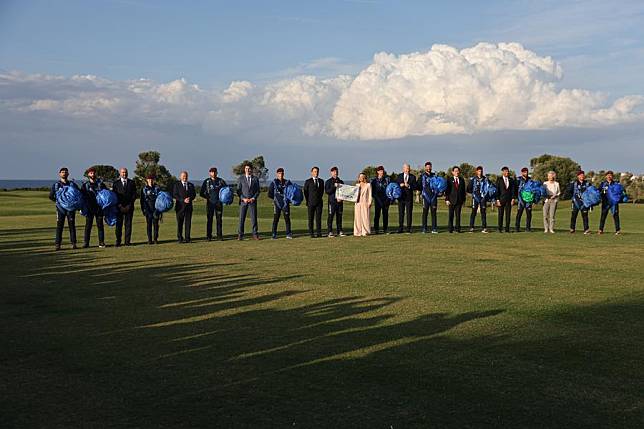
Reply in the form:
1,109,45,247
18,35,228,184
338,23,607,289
455,178,459,189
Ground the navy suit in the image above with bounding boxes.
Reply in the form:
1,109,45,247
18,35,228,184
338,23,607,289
112,178,137,245
445,176,466,232
370,176,390,233
396,173,417,232
237,175,260,237
173,181,196,241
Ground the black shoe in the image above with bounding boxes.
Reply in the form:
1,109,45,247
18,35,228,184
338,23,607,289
148,241,153,245
115,243,121,247
217,235,224,241
99,242,106,248
177,238,184,243
55,244,61,251
207,237,212,241
185,238,191,243
154,240,159,244
72,244,78,249
82,244,90,248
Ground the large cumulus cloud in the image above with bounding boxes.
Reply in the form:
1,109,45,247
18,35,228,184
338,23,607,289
1,42,642,140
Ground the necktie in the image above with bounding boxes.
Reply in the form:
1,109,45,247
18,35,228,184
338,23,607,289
504,177,508,188
314,178,317,186
455,178,459,189
184,182,187,191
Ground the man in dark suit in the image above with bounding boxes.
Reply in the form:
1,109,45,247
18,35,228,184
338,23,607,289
445,166,466,233
236,164,260,240
495,166,516,233
112,167,137,246
303,166,325,238
324,166,345,237
396,163,417,233
173,170,197,243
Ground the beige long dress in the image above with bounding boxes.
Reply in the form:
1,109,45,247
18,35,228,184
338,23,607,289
353,183,372,236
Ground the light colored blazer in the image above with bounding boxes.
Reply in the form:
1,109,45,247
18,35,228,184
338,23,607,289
237,175,260,202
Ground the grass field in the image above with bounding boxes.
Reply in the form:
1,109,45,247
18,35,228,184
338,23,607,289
1,191,643,428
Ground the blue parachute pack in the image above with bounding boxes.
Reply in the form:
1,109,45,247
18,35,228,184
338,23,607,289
386,182,401,201
520,180,546,205
471,178,491,204
219,186,234,205
430,176,447,194
581,186,601,209
95,189,119,226
606,183,628,212
284,183,303,206
55,184,85,212
155,191,174,213
486,182,498,201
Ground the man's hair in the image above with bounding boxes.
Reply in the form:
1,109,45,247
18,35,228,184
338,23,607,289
425,161,432,167
452,166,460,172
521,167,529,173
330,166,338,173
501,166,509,171
86,167,96,174
209,167,217,173
180,170,188,176
276,167,284,173
606,170,614,175
476,165,483,171
243,163,252,169
311,166,319,172
376,165,385,172
59,167,68,173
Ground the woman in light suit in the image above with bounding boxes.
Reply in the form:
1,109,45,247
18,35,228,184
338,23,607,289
353,173,372,237
543,171,561,233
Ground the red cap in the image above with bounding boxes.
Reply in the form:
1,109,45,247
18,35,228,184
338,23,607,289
521,167,529,173
146,174,155,180
577,170,585,176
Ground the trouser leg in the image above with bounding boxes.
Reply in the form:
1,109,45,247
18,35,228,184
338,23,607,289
374,203,382,231
526,206,532,229
206,203,214,239
55,208,65,245
516,205,524,229
307,205,315,235
238,204,248,236
96,215,104,244
405,200,413,231
422,204,429,230
336,204,343,234
84,213,94,246
383,204,389,232
146,215,153,242
448,205,455,232
176,210,185,240
454,204,462,232
284,208,291,235
272,207,281,235
481,206,487,228
581,209,589,231
184,206,192,240
614,205,621,231
398,202,405,232
67,211,76,244
327,203,335,233
599,206,609,231
543,201,550,231
315,204,322,235
249,202,258,236
115,213,123,245
570,207,579,230
215,205,223,238
430,205,437,231
470,202,478,228
124,211,133,244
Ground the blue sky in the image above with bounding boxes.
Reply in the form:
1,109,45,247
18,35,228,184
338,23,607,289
1,0,643,179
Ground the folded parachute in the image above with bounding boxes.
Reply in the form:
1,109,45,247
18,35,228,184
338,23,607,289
155,191,174,213
219,186,234,205
429,176,447,194
284,183,303,206
520,180,545,204
581,186,601,209
96,189,119,226
385,182,401,201
55,185,85,212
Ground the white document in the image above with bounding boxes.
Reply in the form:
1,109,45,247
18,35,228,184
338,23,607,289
335,184,359,202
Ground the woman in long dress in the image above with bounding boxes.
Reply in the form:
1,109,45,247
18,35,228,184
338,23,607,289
353,173,372,236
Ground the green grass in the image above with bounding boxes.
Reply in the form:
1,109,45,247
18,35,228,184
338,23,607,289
1,191,643,428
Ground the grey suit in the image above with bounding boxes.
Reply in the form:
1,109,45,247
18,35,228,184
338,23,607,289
237,175,260,237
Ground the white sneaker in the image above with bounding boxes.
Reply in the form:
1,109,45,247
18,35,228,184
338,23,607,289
481,229,489,234
550,230,555,234
338,232,346,237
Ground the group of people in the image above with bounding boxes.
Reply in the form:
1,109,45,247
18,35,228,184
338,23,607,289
49,162,624,249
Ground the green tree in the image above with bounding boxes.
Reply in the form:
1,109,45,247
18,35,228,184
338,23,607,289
361,165,379,179
84,165,118,183
458,162,477,179
530,154,581,200
232,155,269,185
623,174,644,203
134,151,176,191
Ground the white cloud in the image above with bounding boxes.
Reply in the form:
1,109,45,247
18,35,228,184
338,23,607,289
1,42,643,140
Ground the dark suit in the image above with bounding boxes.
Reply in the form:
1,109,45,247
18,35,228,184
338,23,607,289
237,175,260,237
445,176,466,232
495,176,516,232
396,173,417,232
303,177,325,236
112,178,137,245
173,181,197,241
325,177,344,234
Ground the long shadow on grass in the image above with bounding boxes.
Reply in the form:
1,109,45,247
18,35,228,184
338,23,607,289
2,247,643,428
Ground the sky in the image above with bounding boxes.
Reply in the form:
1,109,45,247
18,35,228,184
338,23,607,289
1,0,643,180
